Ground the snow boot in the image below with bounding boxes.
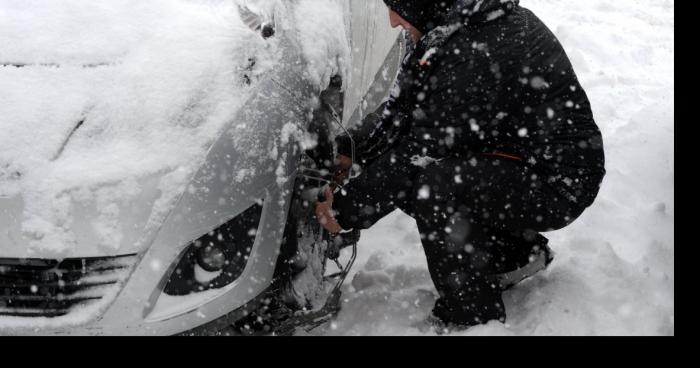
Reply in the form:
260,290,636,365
492,241,555,290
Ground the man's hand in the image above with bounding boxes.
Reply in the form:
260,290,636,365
315,187,344,235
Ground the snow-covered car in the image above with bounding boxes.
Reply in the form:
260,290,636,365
0,0,401,335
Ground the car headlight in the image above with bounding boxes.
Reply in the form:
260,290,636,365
162,202,263,296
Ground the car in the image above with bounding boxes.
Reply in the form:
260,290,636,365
0,0,403,335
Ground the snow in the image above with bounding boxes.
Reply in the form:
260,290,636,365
0,0,284,255
0,0,352,257
310,0,674,336
293,0,350,92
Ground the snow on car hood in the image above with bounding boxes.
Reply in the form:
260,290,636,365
0,0,284,257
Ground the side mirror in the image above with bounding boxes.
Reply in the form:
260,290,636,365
238,5,276,40
261,23,275,39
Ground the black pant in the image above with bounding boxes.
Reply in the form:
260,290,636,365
333,144,586,326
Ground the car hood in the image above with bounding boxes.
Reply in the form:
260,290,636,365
0,0,283,258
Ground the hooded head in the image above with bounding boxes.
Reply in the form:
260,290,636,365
383,0,519,35
383,0,456,35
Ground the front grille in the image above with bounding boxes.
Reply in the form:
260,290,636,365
0,254,137,318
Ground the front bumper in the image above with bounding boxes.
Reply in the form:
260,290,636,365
0,183,292,336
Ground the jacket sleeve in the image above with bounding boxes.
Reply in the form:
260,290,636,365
335,93,409,167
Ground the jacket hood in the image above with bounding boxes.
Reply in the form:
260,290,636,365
383,0,519,34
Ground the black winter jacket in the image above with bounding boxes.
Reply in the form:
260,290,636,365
339,1,605,207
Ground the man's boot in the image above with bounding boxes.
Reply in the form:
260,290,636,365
490,234,555,290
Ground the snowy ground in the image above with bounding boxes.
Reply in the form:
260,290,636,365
311,0,675,336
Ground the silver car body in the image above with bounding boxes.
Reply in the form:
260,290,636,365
0,0,402,335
